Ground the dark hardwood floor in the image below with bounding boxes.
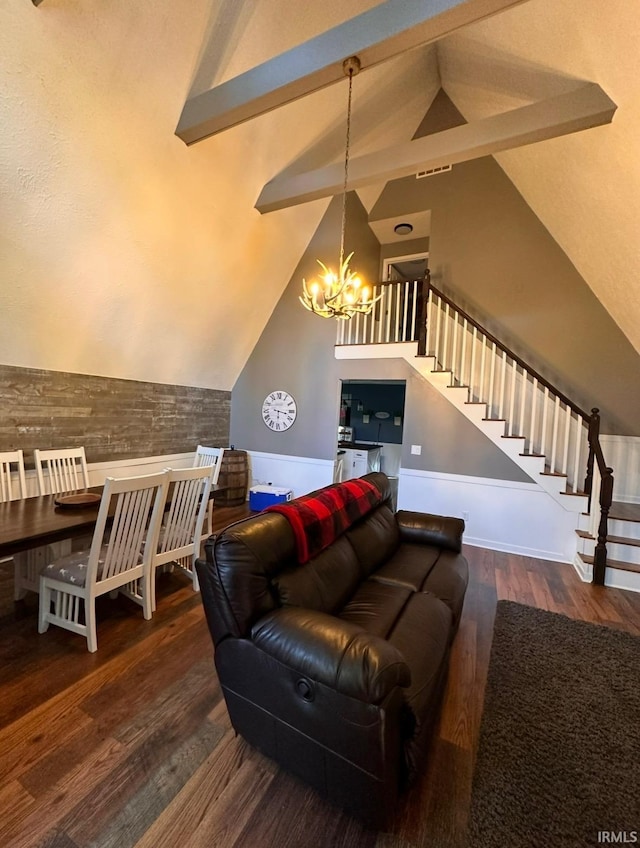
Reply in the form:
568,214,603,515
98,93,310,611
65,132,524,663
1,506,639,848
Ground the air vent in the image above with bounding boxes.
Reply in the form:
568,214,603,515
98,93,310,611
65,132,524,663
416,165,452,179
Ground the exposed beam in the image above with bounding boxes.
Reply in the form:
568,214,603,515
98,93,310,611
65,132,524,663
256,83,616,214
176,0,532,145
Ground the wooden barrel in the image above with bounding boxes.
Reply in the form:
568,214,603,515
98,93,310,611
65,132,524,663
217,449,249,506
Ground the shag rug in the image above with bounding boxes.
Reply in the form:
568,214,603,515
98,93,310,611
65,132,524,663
467,601,640,848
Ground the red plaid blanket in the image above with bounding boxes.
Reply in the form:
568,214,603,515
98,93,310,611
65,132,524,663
265,478,382,564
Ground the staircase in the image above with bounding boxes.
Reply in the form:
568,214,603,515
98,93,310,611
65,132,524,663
335,275,640,592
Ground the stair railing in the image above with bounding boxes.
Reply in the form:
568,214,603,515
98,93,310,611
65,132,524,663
426,283,593,491
334,272,613,583
335,275,427,347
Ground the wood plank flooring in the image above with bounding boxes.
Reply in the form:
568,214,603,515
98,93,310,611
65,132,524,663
1,506,639,848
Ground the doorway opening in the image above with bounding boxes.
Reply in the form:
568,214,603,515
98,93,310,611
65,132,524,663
337,379,405,494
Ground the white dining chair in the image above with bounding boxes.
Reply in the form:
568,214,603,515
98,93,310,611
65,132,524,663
0,449,27,503
34,447,90,495
193,446,225,535
14,446,91,600
0,449,52,600
38,471,168,652
150,464,214,609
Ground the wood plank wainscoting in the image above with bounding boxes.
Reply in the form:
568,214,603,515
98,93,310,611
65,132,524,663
1,504,639,848
0,364,230,464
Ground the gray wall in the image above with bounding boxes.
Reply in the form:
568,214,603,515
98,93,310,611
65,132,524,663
371,92,640,435
0,364,230,464
231,193,530,482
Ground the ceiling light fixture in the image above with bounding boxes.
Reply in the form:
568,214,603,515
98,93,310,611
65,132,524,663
300,56,381,321
394,222,414,236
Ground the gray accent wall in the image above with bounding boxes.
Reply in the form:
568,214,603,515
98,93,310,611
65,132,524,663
231,193,531,483
371,90,640,435
0,364,230,464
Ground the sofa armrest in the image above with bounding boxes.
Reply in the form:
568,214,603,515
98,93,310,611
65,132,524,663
396,510,465,552
251,607,411,705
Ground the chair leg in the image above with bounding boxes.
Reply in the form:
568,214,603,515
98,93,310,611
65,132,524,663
38,582,51,633
86,600,98,653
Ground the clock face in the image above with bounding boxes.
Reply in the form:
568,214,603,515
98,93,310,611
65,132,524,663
262,390,297,432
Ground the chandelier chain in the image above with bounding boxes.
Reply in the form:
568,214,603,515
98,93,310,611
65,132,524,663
339,66,354,271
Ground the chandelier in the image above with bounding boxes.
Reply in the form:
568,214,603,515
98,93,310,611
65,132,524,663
300,56,380,320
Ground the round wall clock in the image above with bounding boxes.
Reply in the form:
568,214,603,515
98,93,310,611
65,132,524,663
261,390,297,432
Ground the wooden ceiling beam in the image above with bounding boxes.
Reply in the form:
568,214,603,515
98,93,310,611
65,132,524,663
176,0,532,145
255,83,616,213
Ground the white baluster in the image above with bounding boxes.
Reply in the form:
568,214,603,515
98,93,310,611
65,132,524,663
530,377,539,453
411,280,418,341
479,335,487,402
518,368,527,439
540,387,550,459
461,318,468,390
488,342,497,418
573,418,584,493
385,285,392,342
451,313,460,383
402,281,409,342
394,283,402,343
561,405,572,476
469,327,478,401
442,303,451,371
550,395,561,473
434,295,443,366
508,361,517,434
498,350,507,420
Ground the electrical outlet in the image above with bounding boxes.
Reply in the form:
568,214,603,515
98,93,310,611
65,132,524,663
411,444,422,455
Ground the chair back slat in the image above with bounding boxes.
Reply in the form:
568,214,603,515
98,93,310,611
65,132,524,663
193,446,225,485
85,472,168,588
34,447,90,495
0,450,26,502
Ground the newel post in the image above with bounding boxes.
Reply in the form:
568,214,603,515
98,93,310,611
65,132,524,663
416,269,430,357
593,466,614,586
584,407,600,507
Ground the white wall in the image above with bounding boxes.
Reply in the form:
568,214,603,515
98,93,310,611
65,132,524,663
240,450,579,563
398,467,579,563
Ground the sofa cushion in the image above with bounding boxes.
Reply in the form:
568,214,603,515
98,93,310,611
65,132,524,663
345,504,400,577
272,536,362,614
385,591,453,777
339,580,411,640
370,543,468,627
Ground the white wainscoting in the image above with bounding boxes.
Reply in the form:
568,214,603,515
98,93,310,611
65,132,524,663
247,451,335,498
398,467,578,563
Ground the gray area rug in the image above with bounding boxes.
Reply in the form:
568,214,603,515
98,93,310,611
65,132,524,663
468,601,640,848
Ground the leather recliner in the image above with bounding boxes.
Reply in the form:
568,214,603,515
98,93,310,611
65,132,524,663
196,471,469,826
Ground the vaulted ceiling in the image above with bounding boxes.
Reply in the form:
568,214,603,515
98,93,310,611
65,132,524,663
182,0,640,361
1,0,638,391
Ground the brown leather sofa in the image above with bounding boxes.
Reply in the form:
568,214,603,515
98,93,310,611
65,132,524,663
196,471,469,826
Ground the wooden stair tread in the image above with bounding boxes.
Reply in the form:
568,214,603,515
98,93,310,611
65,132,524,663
580,554,640,574
560,490,587,498
502,435,525,440
520,452,544,458
577,529,640,549
609,501,640,523
541,470,568,478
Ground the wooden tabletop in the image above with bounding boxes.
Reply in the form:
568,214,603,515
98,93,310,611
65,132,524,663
0,484,229,559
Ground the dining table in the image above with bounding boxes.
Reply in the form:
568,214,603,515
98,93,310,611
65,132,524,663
0,483,229,560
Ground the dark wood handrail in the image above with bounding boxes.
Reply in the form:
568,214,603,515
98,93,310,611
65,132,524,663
368,273,613,586
427,281,591,422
